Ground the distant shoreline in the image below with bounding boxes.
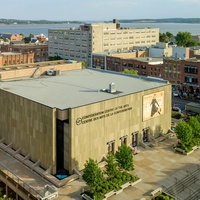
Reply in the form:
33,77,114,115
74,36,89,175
1,18,200,25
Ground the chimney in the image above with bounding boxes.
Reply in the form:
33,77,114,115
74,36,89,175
113,19,120,29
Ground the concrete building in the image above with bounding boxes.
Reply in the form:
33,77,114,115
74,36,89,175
172,46,190,59
149,42,172,58
0,66,171,177
0,43,48,62
48,20,159,65
0,52,34,66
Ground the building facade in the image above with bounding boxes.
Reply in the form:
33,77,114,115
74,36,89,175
0,52,34,66
48,20,159,65
0,44,48,62
0,68,171,175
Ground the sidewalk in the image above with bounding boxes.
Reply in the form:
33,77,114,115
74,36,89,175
56,136,200,200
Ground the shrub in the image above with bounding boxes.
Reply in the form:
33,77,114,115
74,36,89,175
82,158,106,189
155,193,174,200
171,112,182,119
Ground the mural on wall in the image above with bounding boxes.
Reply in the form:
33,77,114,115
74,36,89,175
143,91,164,121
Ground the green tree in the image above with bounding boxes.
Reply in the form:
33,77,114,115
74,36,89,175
29,33,34,38
19,33,25,37
195,114,200,123
1,37,9,42
23,36,31,43
166,31,174,39
188,116,200,146
159,33,169,43
81,61,86,69
48,55,63,61
123,69,138,75
82,158,106,189
175,121,193,145
115,144,134,171
186,39,198,47
175,31,192,46
105,153,120,179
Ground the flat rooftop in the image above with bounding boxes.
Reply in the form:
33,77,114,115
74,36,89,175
0,69,168,109
130,57,163,64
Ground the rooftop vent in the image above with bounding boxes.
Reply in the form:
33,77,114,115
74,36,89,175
109,83,116,93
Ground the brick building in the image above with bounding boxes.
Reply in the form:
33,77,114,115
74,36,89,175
0,52,34,66
0,44,48,62
92,50,149,70
179,58,200,95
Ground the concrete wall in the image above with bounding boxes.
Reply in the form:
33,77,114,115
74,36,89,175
0,90,57,174
69,84,171,173
0,62,82,80
172,47,190,59
149,48,172,57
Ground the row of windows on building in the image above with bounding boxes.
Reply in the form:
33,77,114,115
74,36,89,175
103,31,157,35
107,129,149,154
103,41,156,46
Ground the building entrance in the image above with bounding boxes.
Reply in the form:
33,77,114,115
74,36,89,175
143,128,149,143
132,132,138,147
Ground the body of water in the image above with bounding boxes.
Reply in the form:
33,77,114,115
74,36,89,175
0,23,200,37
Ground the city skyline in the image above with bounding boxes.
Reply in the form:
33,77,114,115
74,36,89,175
2,0,200,21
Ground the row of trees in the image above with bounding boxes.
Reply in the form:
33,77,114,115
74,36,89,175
175,115,200,152
159,31,199,47
82,144,137,200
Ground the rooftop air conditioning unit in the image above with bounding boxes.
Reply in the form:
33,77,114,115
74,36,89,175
46,70,55,76
109,83,116,93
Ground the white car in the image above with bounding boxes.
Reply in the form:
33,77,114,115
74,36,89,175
173,92,179,97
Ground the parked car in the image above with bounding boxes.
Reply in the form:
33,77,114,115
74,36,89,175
173,92,179,97
172,104,181,112
172,106,181,112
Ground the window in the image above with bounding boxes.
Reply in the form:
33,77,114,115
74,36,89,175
141,65,146,69
120,136,127,146
107,141,115,153
185,76,198,84
184,65,198,74
134,64,139,68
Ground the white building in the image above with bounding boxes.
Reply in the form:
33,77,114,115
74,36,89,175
48,20,159,66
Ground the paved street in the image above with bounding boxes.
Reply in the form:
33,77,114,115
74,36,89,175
172,96,192,111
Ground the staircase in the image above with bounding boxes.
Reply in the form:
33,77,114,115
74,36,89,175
165,167,200,199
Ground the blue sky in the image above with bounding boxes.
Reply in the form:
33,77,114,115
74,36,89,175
2,0,200,21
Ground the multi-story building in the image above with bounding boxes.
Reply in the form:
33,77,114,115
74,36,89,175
92,50,149,70
0,43,48,62
180,58,200,95
163,58,182,85
0,52,34,66
106,56,164,77
0,67,171,176
48,19,159,65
